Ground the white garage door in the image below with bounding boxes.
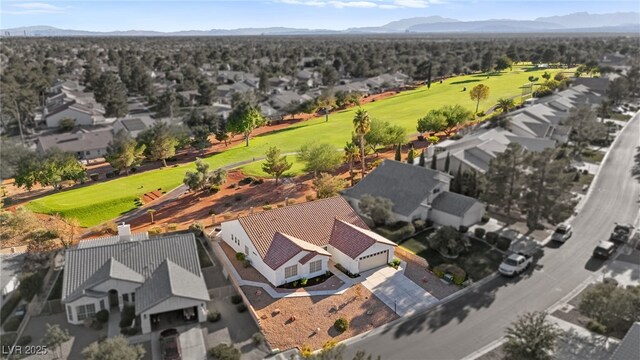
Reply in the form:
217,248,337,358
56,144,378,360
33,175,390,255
359,250,388,273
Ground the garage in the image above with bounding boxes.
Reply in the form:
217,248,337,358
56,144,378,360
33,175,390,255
359,250,388,273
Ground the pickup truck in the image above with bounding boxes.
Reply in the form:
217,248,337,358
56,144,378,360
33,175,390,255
610,224,633,244
499,252,533,276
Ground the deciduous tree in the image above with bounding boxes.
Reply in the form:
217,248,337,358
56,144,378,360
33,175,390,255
470,84,490,113
417,109,447,136
297,142,342,177
226,101,265,146
82,336,145,360
262,146,293,185
313,173,347,199
358,195,393,226
44,323,71,360
364,119,407,155
504,312,560,360
105,130,145,175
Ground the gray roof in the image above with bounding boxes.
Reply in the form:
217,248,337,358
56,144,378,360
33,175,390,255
135,259,209,314
77,232,149,249
38,129,113,153
121,118,147,132
430,191,482,217
610,322,640,360
62,233,202,304
342,160,450,217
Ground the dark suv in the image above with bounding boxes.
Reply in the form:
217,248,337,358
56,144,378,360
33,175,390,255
159,328,181,360
610,224,632,244
592,241,616,259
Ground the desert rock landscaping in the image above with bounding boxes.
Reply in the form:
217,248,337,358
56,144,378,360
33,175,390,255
242,284,399,351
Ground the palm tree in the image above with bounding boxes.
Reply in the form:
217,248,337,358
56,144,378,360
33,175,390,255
352,108,371,177
343,141,360,178
147,209,156,224
496,97,516,113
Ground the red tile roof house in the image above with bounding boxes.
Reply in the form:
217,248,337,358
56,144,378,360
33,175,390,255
220,197,397,286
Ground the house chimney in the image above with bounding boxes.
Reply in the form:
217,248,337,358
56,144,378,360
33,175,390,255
118,223,132,242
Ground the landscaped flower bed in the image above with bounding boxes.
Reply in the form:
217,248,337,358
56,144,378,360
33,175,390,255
278,272,335,289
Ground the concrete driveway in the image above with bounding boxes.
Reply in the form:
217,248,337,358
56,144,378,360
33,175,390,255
359,266,440,316
151,325,206,360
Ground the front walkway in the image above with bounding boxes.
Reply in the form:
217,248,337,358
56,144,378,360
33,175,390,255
357,266,440,316
107,308,121,338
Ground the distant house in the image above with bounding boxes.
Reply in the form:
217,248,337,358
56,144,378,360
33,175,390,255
220,197,397,284
342,160,485,228
62,225,209,334
37,128,113,160
269,90,312,110
44,100,105,128
365,72,410,92
112,118,149,138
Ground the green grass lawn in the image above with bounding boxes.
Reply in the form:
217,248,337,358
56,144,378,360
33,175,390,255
401,235,504,281
581,148,605,164
27,65,573,227
238,158,306,178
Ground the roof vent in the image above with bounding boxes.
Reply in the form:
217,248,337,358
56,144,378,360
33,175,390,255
118,223,132,242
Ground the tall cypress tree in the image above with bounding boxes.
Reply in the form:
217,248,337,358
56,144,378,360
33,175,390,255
407,145,415,164
431,152,437,170
419,149,426,167
427,63,432,89
444,152,451,173
394,143,402,161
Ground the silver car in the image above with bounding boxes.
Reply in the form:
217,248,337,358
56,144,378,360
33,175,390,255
551,224,572,243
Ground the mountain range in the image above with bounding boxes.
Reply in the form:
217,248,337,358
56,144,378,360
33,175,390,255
3,12,639,37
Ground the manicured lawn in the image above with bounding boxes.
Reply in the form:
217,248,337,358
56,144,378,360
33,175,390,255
27,66,573,227
610,113,632,121
401,235,504,281
238,158,306,178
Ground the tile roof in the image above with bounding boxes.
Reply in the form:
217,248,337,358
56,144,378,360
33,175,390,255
237,196,368,259
135,259,209,314
38,129,114,154
610,322,640,360
262,232,330,270
62,233,202,304
342,160,450,217
430,191,482,217
329,220,396,259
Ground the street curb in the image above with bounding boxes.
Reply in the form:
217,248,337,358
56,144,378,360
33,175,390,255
461,338,506,360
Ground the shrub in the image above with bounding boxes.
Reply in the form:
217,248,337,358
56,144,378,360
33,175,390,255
130,167,137,173
389,258,402,269
305,194,315,202
209,185,221,194
207,311,221,322
208,208,216,215
242,259,251,268
234,195,243,202
189,222,204,235
148,226,162,235
3,317,21,332
235,252,246,261
496,237,512,251
603,277,619,286
2,197,13,207
300,345,313,358
0,291,22,322
167,223,178,231
474,228,486,239
458,225,469,233
19,272,44,301
17,335,32,346
236,303,247,313
120,327,139,336
413,219,427,231
586,320,607,334
252,332,264,345
106,172,115,179
323,340,338,351
96,310,109,323
476,111,485,117
89,173,100,181
300,277,308,286
334,317,349,333
0,333,17,348
239,177,254,185
230,294,243,304
481,214,490,223
262,205,273,211
119,306,136,328
286,198,296,205
485,232,499,245
292,281,299,288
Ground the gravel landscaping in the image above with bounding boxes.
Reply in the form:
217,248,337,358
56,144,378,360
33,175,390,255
242,284,398,351
395,250,460,299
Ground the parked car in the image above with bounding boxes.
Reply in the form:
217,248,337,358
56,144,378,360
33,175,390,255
592,241,617,259
14,304,26,319
610,223,633,244
159,328,181,360
499,252,533,276
551,224,573,243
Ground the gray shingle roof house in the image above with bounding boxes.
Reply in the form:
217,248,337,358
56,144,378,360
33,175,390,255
37,129,113,161
62,224,209,334
342,160,485,228
610,322,640,360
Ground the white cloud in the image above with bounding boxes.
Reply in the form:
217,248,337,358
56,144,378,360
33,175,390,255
278,0,435,9
3,2,65,15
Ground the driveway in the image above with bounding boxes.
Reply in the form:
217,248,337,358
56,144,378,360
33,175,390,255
151,324,206,360
359,266,440,316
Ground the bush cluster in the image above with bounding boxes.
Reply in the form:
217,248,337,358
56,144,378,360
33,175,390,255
485,232,499,245
496,237,512,251
207,311,221,322
474,228,486,239
334,317,349,333
96,309,109,323
230,294,243,304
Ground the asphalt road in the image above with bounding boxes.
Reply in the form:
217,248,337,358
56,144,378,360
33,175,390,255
345,113,640,360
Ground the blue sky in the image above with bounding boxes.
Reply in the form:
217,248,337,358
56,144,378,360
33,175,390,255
1,0,639,31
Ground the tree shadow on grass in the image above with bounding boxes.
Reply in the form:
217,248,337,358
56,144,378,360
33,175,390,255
450,79,481,85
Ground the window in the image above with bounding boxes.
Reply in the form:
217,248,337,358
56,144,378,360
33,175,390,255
131,293,135,302
284,265,298,279
123,294,129,302
67,306,74,322
309,260,322,273
76,304,95,321
99,300,105,310
244,246,249,255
